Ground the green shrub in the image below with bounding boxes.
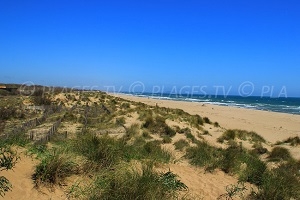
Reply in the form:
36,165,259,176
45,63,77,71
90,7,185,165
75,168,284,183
202,130,210,135
142,141,172,163
251,143,268,155
89,163,187,200
32,90,52,105
120,102,130,109
174,140,189,151
73,134,122,168
268,147,292,162
214,122,220,127
178,127,191,134
142,131,153,139
33,149,77,186
124,123,140,140
250,163,300,199
0,132,29,147
276,136,300,146
203,117,211,124
218,129,266,144
143,115,176,137
189,114,203,128
186,142,221,171
116,117,126,126
0,146,18,197
162,135,172,144
185,132,198,144
220,145,266,185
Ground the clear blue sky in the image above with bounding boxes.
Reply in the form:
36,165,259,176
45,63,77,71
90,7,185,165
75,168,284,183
1,0,300,96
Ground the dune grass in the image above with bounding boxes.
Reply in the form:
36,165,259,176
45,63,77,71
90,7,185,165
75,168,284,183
33,148,77,187
142,115,176,137
268,146,292,162
87,163,187,200
217,129,266,144
275,136,300,146
0,145,18,197
174,139,189,151
186,141,221,171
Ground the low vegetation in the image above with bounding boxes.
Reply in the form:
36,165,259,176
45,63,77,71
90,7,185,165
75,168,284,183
217,129,266,144
1,89,299,199
268,146,292,162
186,140,300,199
0,146,18,197
33,149,77,187
85,163,187,200
174,139,189,151
275,136,300,146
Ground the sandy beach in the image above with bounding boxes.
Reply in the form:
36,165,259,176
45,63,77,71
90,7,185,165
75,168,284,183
112,93,300,144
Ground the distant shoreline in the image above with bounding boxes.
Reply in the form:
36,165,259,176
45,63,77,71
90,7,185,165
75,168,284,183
114,92,300,116
111,92,300,146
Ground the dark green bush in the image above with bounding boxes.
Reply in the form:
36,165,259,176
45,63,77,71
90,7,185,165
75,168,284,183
220,145,267,185
162,135,172,144
250,162,300,200
89,164,187,200
33,149,77,186
0,146,18,197
203,117,211,124
174,139,189,151
268,147,292,162
218,129,266,144
186,142,221,171
74,134,123,168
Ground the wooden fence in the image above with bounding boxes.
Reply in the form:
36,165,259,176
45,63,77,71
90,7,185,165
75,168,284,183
4,105,63,139
33,118,63,144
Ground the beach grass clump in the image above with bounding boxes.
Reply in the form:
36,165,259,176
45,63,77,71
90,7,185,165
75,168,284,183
217,129,266,144
185,132,198,144
115,117,126,126
178,127,191,134
142,115,176,137
276,136,300,146
0,145,18,197
174,139,189,151
142,130,153,139
186,141,221,171
249,161,300,199
189,114,204,128
63,111,78,123
123,123,140,140
142,141,172,163
268,146,292,162
0,131,30,147
220,144,267,185
213,122,220,127
203,117,211,124
88,163,187,200
251,142,268,155
120,102,131,109
73,134,123,168
162,135,172,144
122,138,172,163
33,149,77,187
202,130,210,136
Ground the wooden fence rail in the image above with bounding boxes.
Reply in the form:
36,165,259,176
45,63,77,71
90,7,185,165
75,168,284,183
4,105,64,139
33,118,63,144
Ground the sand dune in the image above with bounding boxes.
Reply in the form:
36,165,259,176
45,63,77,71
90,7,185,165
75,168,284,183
112,93,300,144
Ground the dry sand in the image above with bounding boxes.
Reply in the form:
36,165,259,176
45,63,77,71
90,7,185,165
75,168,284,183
3,93,300,200
112,93,300,144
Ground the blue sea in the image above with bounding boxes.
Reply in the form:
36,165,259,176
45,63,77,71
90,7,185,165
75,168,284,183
122,92,300,115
